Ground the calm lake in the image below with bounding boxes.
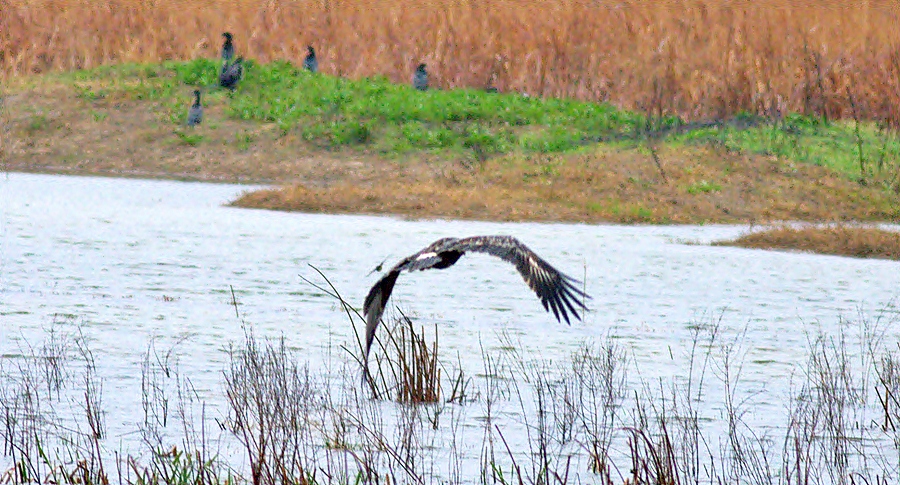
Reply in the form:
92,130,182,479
2,172,899,482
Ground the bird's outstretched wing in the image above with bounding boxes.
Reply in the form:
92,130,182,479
450,235,589,324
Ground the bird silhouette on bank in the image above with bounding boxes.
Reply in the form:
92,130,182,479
219,56,244,90
303,45,318,73
362,235,589,371
413,63,428,91
221,32,234,62
187,89,202,126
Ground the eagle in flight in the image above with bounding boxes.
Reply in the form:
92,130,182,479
362,235,589,368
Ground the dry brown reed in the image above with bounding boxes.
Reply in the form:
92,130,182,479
716,225,900,260
392,317,441,404
5,1,900,122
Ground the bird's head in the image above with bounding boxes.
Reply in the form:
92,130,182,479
192,89,201,97
222,32,233,40
416,63,427,72
307,45,315,55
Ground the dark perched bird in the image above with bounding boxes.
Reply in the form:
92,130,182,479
221,32,234,62
413,63,428,91
362,235,589,368
219,57,243,90
187,89,202,126
303,45,318,72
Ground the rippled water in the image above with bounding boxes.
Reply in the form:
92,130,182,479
2,172,900,481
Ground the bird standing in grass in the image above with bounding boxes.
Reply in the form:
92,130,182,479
219,56,244,90
413,63,428,91
187,90,202,126
221,32,234,62
362,235,589,371
303,45,318,73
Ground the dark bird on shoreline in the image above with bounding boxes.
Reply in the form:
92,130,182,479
362,235,589,369
221,32,234,62
187,89,202,126
303,45,318,72
219,57,244,90
413,63,428,91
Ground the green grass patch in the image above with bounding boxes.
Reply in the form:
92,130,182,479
174,130,204,146
685,179,722,194
60,58,645,158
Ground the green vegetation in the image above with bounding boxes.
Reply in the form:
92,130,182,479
670,113,900,181
63,59,647,158
57,59,900,185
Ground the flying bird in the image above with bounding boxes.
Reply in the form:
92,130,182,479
303,45,318,72
362,235,589,370
219,56,244,90
413,63,428,91
187,89,202,126
221,32,234,62
366,257,389,277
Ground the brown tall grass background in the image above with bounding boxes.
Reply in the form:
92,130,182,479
4,0,900,122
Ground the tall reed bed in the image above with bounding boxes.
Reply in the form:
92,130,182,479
4,1,900,123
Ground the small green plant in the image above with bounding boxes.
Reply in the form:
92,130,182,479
686,179,722,194
233,132,255,150
26,115,49,134
90,110,108,122
174,130,204,146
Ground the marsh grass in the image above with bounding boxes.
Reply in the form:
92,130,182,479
5,0,900,127
715,225,900,260
4,308,900,484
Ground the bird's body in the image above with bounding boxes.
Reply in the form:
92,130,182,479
362,235,588,370
187,90,202,126
303,45,318,73
413,63,428,91
221,32,234,62
219,57,244,90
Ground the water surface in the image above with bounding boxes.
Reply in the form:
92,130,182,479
2,172,898,481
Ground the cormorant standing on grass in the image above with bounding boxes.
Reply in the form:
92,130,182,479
221,32,234,62
187,89,202,126
219,57,244,90
362,235,589,372
413,63,428,91
303,45,318,73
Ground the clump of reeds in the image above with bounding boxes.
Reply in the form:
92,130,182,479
396,322,439,405
4,0,900,124
371,313,442,404
715,224,900,260
301,264,449,404
223,328,322,485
